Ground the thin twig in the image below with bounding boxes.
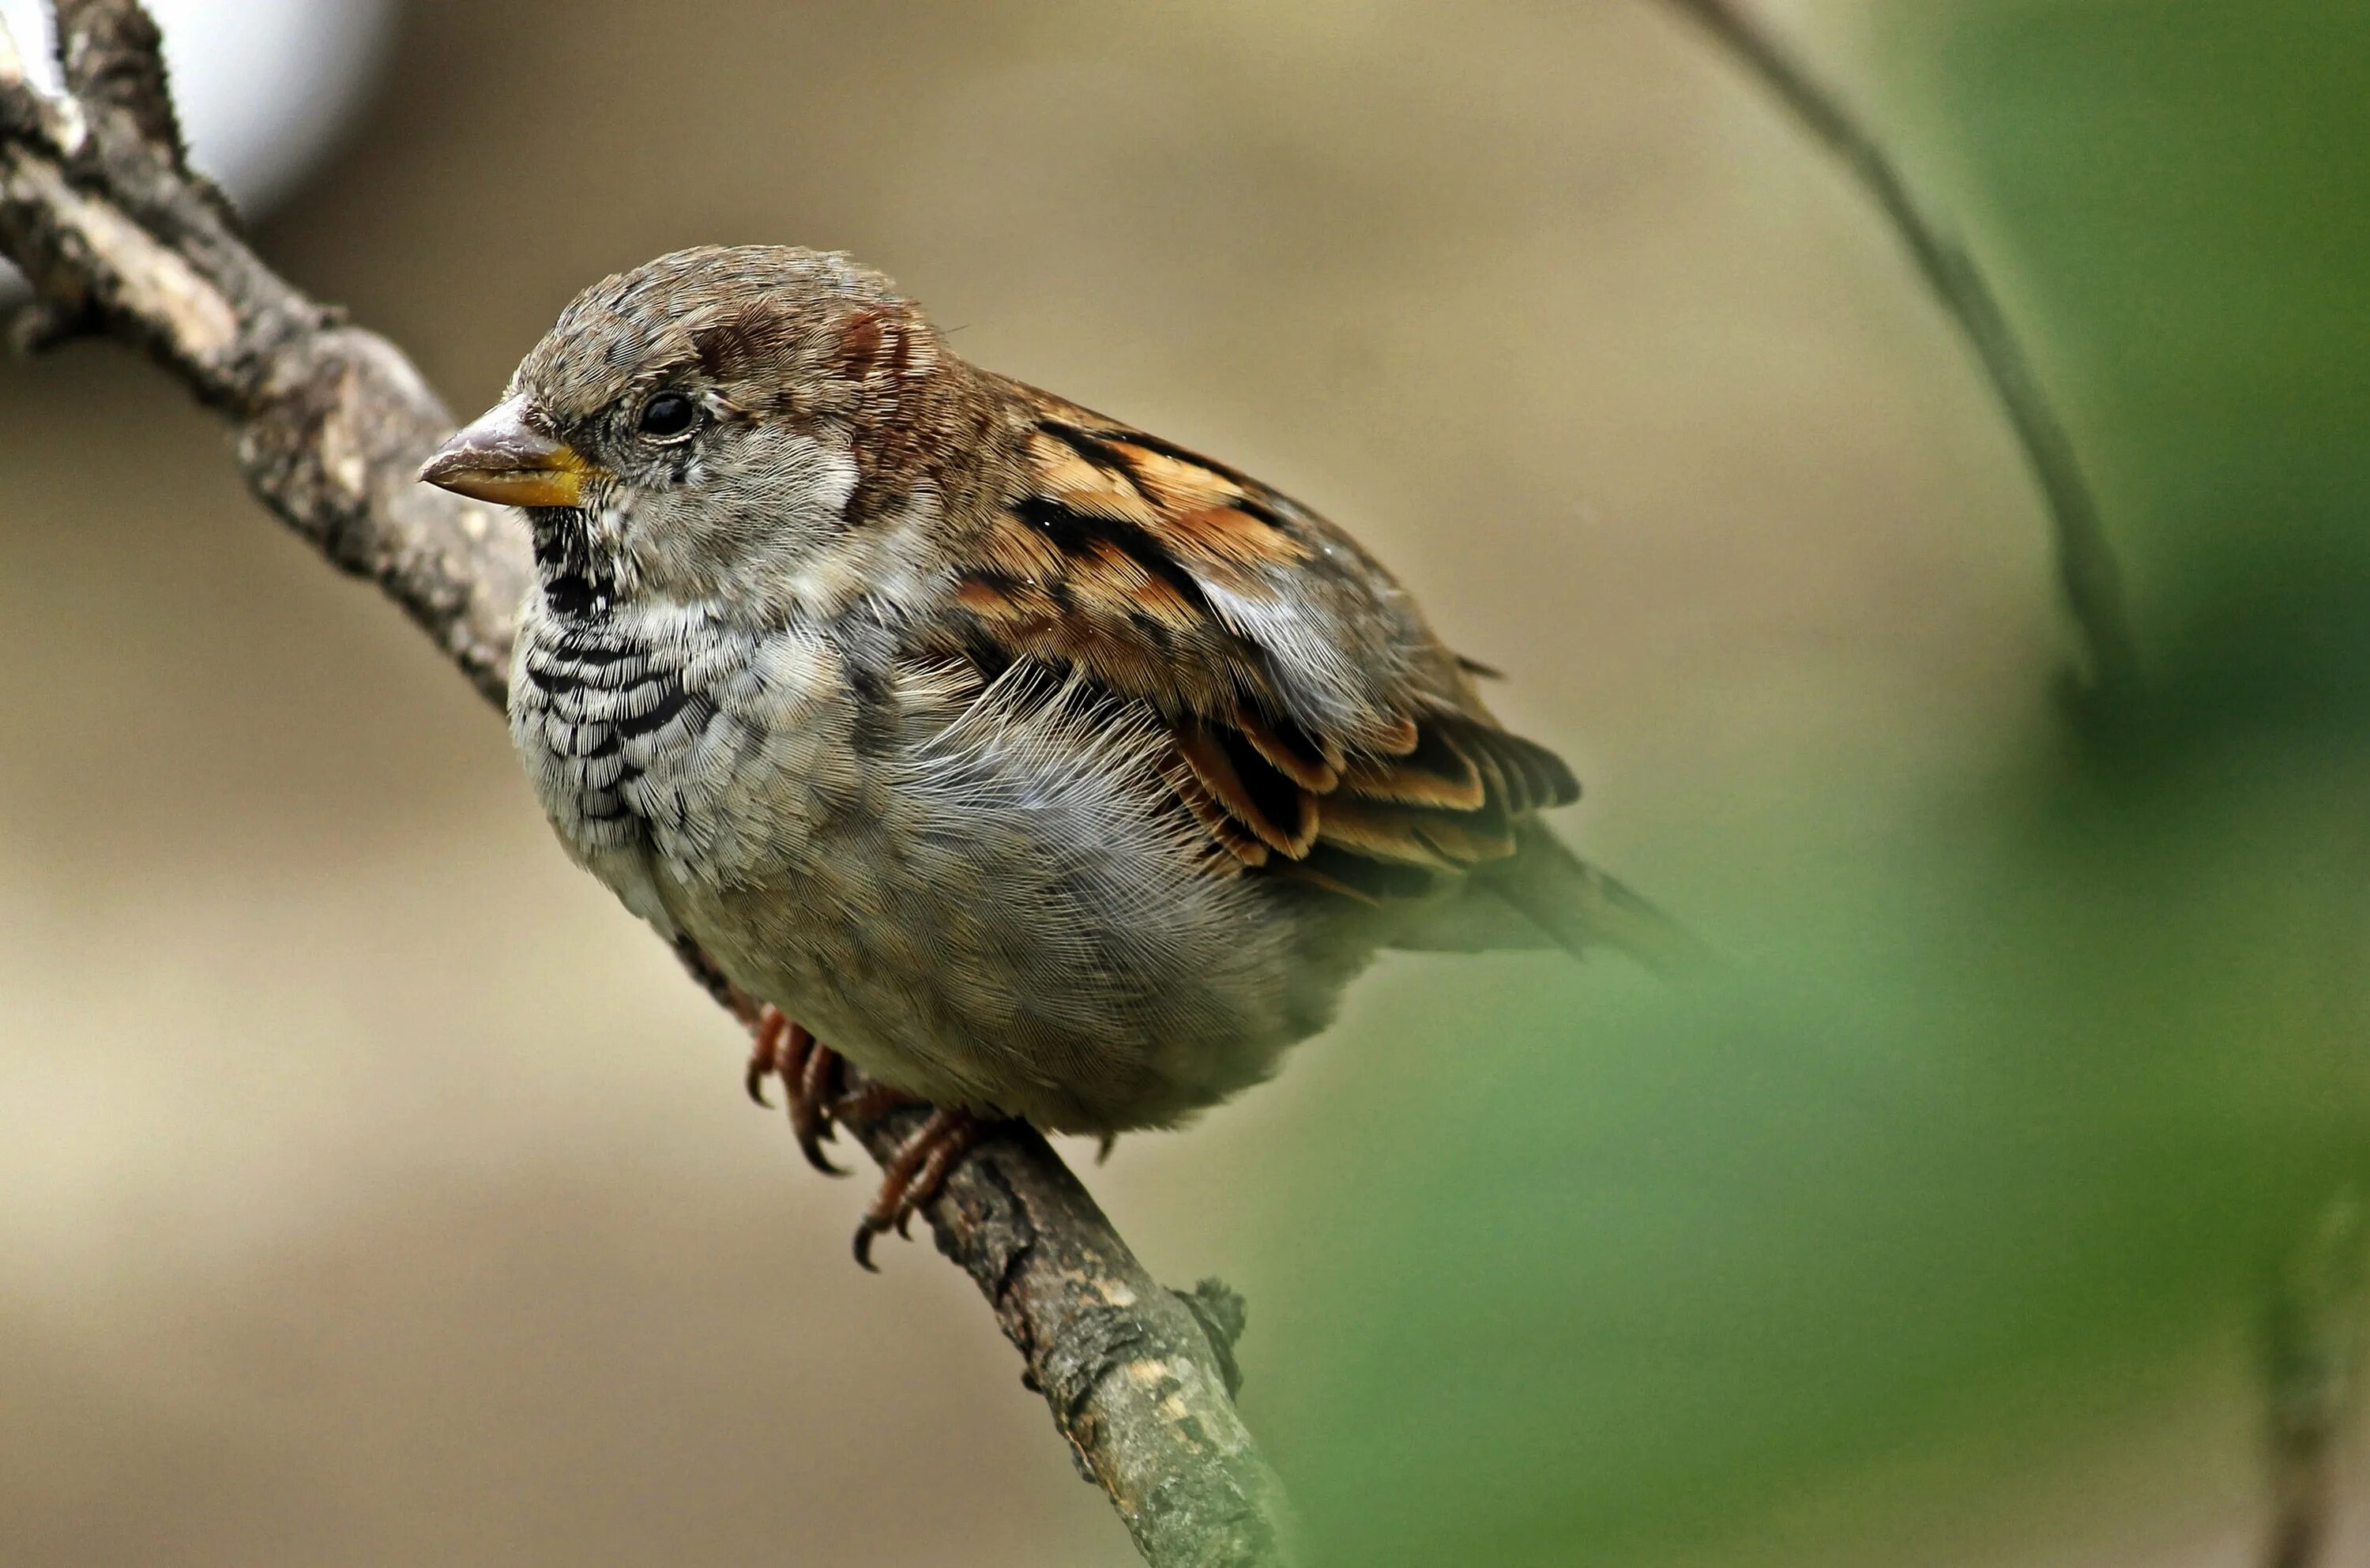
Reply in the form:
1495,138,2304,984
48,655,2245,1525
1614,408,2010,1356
0,6,1291,1563
2264,1190,2365,1568
1660,0,2143,715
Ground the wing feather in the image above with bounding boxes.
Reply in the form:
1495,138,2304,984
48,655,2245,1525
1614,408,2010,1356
940,379,1585,908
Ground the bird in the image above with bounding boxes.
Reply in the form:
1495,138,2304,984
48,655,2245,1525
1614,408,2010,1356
420,245,1694,1264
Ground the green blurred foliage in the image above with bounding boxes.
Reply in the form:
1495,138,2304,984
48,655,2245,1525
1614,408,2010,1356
1252,5,2370,1562
1904,0,2370,594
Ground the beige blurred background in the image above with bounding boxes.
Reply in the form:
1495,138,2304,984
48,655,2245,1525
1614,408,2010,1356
0,2,2079,1562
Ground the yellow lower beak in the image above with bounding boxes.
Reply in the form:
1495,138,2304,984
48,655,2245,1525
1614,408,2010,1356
419,399,600,508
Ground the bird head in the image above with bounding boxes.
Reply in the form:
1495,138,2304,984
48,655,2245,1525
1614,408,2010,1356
420,244,977,613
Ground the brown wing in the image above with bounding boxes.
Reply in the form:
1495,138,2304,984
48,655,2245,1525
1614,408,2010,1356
944,381,1579,905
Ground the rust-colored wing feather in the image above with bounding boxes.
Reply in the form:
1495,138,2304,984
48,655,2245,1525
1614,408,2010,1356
946,380,1579,903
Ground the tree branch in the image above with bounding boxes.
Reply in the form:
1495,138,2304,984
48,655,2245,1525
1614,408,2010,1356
1659,0,2144,716
0,7,1292,1564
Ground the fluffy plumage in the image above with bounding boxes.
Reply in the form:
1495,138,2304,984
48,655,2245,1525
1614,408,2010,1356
428,245,1685,1134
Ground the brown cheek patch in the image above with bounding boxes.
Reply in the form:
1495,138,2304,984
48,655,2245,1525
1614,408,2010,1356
833,306,935,394
837,308,888,372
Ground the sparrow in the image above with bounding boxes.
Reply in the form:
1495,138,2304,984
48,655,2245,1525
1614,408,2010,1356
420,245,1691,1262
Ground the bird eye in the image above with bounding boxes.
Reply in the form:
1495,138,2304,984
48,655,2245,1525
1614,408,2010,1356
637,391,698,441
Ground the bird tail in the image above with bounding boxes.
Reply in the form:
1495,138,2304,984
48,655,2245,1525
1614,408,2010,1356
1480,831,1713,976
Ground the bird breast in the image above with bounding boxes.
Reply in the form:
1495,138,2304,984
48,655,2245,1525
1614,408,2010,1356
507,595,1325,1129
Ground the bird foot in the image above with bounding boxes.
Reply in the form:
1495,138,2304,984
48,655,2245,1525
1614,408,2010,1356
853,1107,995,1272
744,1006,849,1175
743,1006,999,1267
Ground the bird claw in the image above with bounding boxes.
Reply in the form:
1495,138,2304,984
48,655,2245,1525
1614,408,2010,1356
852,1107,992,1271
744,1006,848,1175
791,1026,846,1175
744,1008,995,1267
743,1012,784,1107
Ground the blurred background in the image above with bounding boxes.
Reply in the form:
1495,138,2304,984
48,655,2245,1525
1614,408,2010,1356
2,2,2365,1563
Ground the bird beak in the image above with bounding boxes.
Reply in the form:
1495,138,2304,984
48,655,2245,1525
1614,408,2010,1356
418,399,600,508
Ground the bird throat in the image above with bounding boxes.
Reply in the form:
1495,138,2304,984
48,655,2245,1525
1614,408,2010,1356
527,506,620,620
